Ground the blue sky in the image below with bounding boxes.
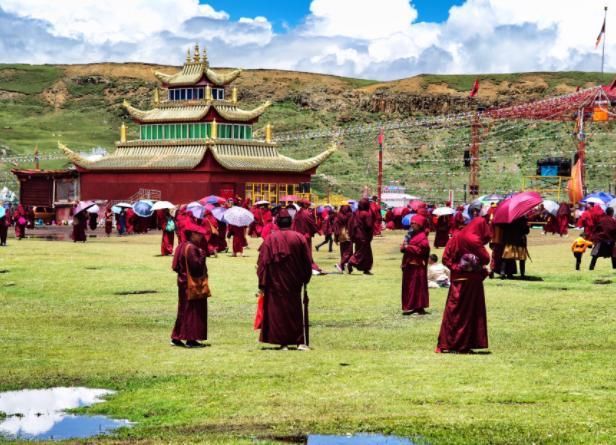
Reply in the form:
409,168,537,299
205,0,466,32
0,0,613,80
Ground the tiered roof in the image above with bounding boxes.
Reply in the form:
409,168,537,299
123,100,271,123
59,141,336,172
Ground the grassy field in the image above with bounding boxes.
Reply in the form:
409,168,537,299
0,229,615,444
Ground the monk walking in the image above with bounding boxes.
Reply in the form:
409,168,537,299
292,198,321,271
433,215,450,248
347,198,374,275
161,209,175,256
104,208,113,236
589,207,616,270
0,209,9,246
13,204,27,240
257,209,312,350
400,214,430,315
436,217,491,353
333,204,353,272
228,224,247,257
171,220,209,348
72,210,88,242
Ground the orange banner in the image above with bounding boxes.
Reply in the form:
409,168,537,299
567,160,583,203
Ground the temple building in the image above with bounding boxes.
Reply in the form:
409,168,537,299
54,44,335,204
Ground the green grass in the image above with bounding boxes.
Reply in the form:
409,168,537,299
1,230,615,444
0,65,62,94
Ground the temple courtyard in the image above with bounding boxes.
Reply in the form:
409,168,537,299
0,230,614,444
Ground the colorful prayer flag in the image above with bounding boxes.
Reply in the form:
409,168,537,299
596,18,606,48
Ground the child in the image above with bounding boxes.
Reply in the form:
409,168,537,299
571,233,593,271
428,254,450,288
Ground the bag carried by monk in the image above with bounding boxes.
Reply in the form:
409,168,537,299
165,218,175,232
184,245,211,300
338,226,350,243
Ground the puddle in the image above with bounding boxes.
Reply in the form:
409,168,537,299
114,290,158,295
307,434,416,444
0,387,131,441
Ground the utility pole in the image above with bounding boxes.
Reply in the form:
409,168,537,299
602,6,608,75
469,112,480,197
377,128,384,205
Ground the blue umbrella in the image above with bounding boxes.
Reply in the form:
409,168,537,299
401,212,415,228
348,199,358,212
581,192,614,204
0,207,5,218
132,200,154,218
187,201,206,219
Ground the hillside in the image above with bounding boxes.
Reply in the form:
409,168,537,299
1,63,615,200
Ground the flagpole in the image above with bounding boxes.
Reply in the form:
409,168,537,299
602,6,607,75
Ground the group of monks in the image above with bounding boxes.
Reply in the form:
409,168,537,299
0,204,30,243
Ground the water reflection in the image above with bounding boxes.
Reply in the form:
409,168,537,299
0,387,131,440
307,434,416,444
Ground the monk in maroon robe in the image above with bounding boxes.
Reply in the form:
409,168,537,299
257,209,312,349
228,224,247,256
125,208,135,234
72,211,88,242
433,215,450,248
543,213,559,235
436,217,491,353
161,209,175,256
0,212,9,246
556,202,570,236
171,220,209,348
333,204,353,272
588,207,616,270
451,206,465,236
292,199,321,271
401,214,430,315
175,207,189,244
104,209,113,236
88,212,98,231
347,198,374,274
13,204,27,239
370,196,383,237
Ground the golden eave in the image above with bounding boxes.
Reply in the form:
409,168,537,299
123,100,271,123
153,63,242,87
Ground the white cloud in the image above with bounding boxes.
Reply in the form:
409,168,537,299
0,0,614,80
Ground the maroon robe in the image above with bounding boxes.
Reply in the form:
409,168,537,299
261,222,279,240
437,218,491,352
292,207,320,270
257,228,312,346
434,215,450,248
228,224,246,254
125,208,135,234
401,230,430,312
556,203,570,236
348,199,374,272
333,205,353,268
13,205,27,239
370,201,383,236
0,215,8,245
104,211,113,236
88,212,98,231
72,212,87,242
161,215,175,256
171,241,208,341
544,214,559,234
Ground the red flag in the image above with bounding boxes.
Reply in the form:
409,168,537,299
469,79,479,98
596,18,606,48
377,128,384,146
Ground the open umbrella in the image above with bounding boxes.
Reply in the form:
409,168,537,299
132,200,154,218
187,201,206,219
433,206,455,216
280,194,299,202
477,194,504,205
493,191,542,224
408,199,425,211
392,207,405,216
347,199,358,212
223,206,255,227
584,197,607,209
111,206,124,214
542,199,559,216
255,200,270,206
151,201,175,211
581,191,614,204
608,198,616,209
86,204,100,214
199,195,224,205
211,206,226,221
74,200,96,215
114,202,132,208
401,212,416,228
0,207,5,218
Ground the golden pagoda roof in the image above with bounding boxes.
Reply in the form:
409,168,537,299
123,100,271,123
154,63,242,87
59,140,336,172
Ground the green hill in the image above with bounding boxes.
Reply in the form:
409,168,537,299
1,63,615,201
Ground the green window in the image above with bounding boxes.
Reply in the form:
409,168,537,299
189,124,195,139
140,126,145,140
170,124,176,139
180,124,186,139
246,126,252,140
146,125,152,140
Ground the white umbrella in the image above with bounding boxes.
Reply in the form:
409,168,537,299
114,202,132,208
86,204,100,214
74,200,96,214
608,198,616,209
255,200,270,206
223,206,255,227
585,196,611,210
212,207,226,221
187,201,206,219
542,200,559,216
151,201,176,211
433,207,455,216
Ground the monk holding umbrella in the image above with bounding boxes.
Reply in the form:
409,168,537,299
257,209,312,350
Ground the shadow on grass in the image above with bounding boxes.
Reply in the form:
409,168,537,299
114,290,159,295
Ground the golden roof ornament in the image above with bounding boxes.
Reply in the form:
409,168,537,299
201,47,209,67
193,43,200,63
186,48,191,63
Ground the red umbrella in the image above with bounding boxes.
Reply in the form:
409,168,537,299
280,195,299,202
408,199,425,211
493,191,543,224
392,207,405,216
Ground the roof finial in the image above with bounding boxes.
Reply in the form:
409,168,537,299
201,46,209,66
194,43,200,63
186,48,191,63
